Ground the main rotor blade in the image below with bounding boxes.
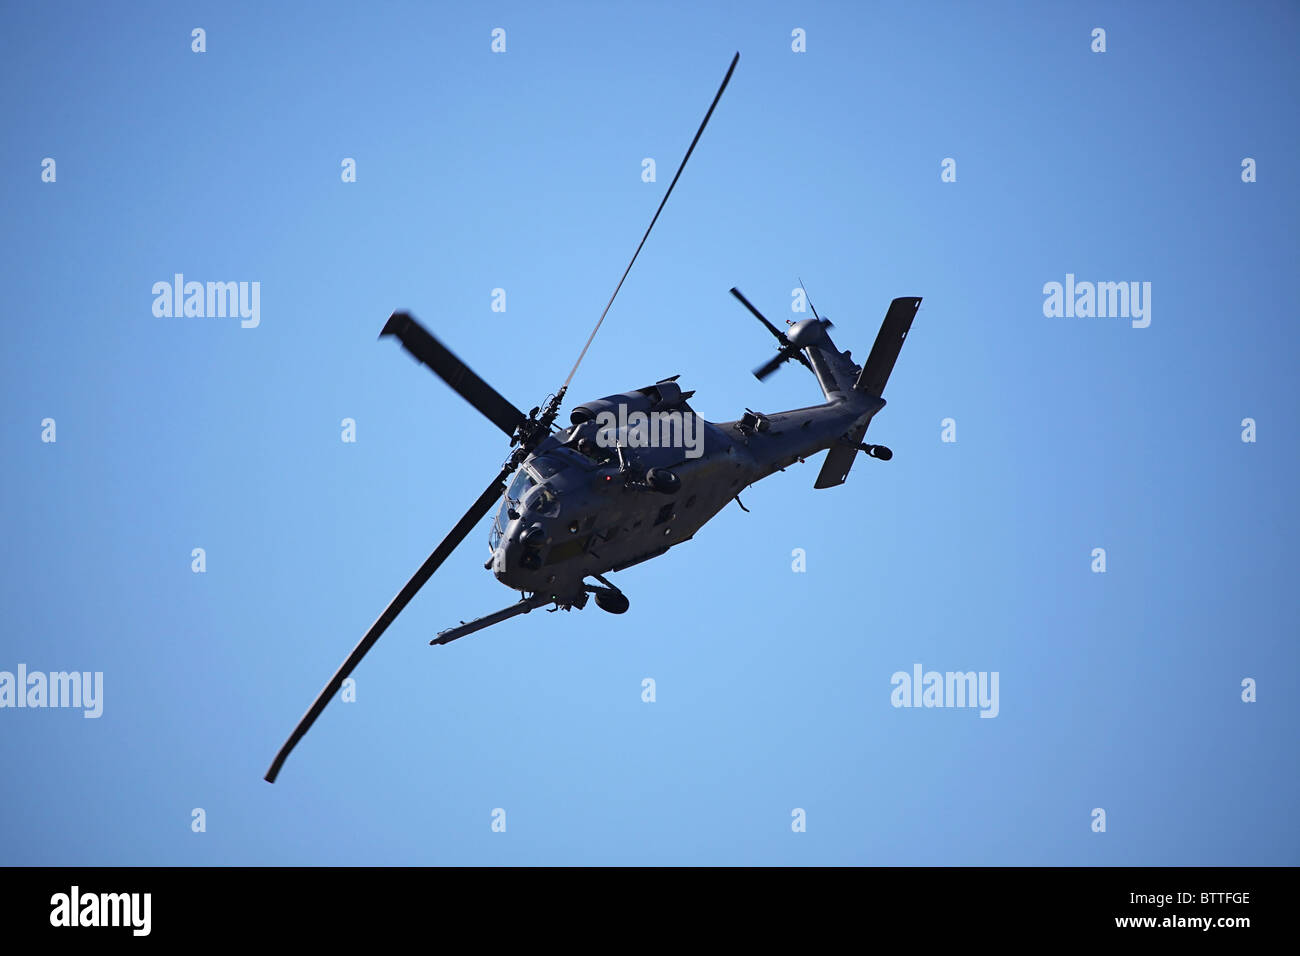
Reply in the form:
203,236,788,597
381,311,527,438
264,466,511,783
562,51,740,390
730,286,786,343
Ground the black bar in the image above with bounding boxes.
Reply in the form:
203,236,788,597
0,866,1282,942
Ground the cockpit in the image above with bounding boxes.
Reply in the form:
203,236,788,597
489,456,568,550
490,469,531,551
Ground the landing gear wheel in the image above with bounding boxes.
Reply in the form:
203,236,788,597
593,588,630,614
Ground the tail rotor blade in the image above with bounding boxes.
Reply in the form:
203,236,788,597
733,287,815,379
730,286,786,344
753,352,787,381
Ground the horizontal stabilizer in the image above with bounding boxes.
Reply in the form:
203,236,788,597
814,433,865,489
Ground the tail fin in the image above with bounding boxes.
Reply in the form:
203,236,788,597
854,297,921,396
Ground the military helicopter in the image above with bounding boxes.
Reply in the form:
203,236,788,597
266,52,921,782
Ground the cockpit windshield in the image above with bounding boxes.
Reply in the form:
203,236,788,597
527,487,561,518
490,502,508,551
490,469,536,550
507,469,536,502
529,456,567,480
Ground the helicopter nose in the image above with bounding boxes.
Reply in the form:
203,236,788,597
493,521,551,587
492,535,521,584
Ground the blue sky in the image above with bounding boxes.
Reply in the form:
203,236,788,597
2,1,1296,865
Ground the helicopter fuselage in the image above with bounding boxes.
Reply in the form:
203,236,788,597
489,319,888,604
